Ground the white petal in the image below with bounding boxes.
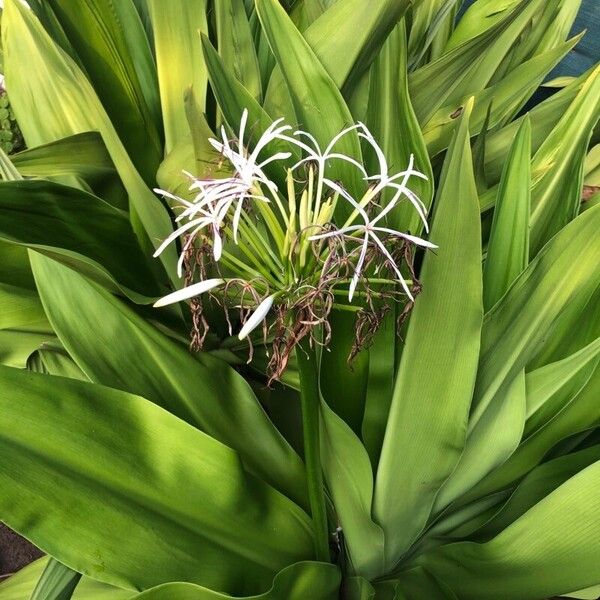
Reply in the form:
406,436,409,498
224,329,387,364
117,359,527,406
153,279,224,308
323,178,370,223
238,295,275,340
370,233,414,301
372,227,437,248
349,236,370,302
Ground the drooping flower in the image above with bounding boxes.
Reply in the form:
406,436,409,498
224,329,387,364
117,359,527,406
309,179,436,302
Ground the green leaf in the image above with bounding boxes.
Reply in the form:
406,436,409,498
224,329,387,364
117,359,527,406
0,557,130,600
364,21,434,234
424,35,579,159
2,0,177,283
471,202,600,430
374,99,483,567
216,0,262,102
0,180,159,301
45,0,162,184
319,310,368,437
146,0,209,154
482,116,531,310
0,329,54,368
431,370,526,514
11,133,127,210
319,400,384,579
417,461,600,599
30,253,307,508
529,64,600,255
255,0,364,202
262,0,412,120
410,0,551,125
472,444,600,541
459,356,600,507
0,366,314,594
525,336,600,423
129,562,340,599
30,558,81,600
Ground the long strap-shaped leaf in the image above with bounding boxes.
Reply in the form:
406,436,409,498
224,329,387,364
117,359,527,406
0,366,314,594
2,0,177,283
30,558,81,600
0,180,159,302
128,562,341,599
255,0,364,202
44,0,163,185
262,0,412,120
472,202,600,425
30,253,308,508
415,461,600,600
146,0,209,154
374,99,483,569
0,557,130,600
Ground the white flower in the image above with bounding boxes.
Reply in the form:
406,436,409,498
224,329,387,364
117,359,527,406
154,278,224,308
278,124,366,175
358,123,430,231
238,295,275,340
309,180,436,302
207,110,293,241
153,188,227,274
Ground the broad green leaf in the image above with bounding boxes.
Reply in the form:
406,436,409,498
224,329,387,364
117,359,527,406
0,329,54,368
482,116,531,310
129,562,341,599
147,0,208,154
387,568,459,600
30,254,307,508
432,370,526,513
417,461,600,599
525,336,600,421
529,64,600,255
473,445,600,541
364,21,434,234
0,282,48,331
471,203,600,428
256,0,364,202
374,99,483,567
11,133,127,210
410,0,551,125
28,342,88,381
0,180,159,301
289,0,326,31
319,400,384,579
45,0,162,184
361,312,394,467
2,0,177,283
0,557,130,600
30,558,81,600
0,366,314,594
459,362,600,506
216,0,262,102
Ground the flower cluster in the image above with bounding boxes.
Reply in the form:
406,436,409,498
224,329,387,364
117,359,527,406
154,110,435,378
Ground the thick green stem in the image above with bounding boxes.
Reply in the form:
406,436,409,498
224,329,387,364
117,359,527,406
296,338,330,562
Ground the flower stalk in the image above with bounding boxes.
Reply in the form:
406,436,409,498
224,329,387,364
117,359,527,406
296,337,330,563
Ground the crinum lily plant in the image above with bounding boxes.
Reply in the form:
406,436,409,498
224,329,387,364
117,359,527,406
153,111,435,378
152,112,435,562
